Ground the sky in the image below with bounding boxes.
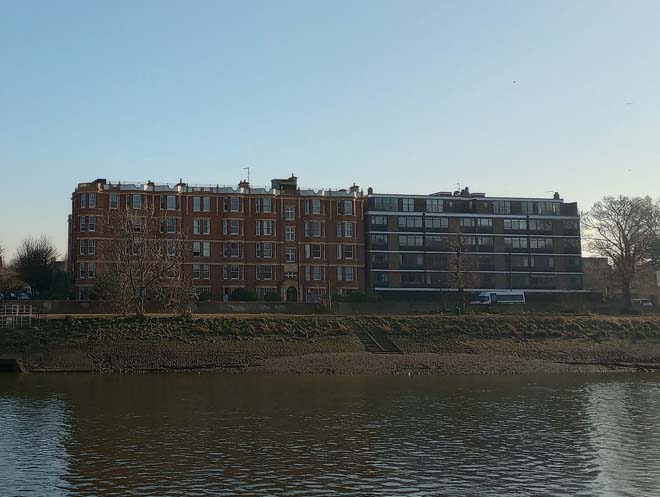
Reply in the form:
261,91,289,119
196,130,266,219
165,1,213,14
1,0,659,260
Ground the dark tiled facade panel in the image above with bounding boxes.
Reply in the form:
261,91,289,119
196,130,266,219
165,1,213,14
364,193,583,293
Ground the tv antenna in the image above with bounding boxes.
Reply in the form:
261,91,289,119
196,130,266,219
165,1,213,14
243,166,250,184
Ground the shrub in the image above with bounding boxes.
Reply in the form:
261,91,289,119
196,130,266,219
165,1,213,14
229,288,258,302
263,292,283,302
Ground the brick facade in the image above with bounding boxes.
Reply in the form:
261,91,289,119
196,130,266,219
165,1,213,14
69,177,365,302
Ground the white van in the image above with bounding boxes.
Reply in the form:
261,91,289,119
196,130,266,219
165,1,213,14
470,290,526,305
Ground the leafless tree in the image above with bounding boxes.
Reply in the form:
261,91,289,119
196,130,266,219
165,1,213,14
447,234,478,308
97,201,196,317
583,195,660,307
11,236,59,296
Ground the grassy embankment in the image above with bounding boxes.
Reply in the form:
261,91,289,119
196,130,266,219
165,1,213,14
2,314,660,373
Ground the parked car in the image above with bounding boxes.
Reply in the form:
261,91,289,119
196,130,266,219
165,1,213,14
632,298,654,307
470,290,526,305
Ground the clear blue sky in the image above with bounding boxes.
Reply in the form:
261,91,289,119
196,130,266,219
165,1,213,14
1,0,659,259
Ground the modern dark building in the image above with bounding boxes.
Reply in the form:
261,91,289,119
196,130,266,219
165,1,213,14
364,187,583,295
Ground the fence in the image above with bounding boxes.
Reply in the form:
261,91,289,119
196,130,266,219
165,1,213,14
0,305,35,329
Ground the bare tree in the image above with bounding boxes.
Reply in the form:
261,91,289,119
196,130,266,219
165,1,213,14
97,201,196,317
583,195,660,308
11,236,59,297
447,234,478,309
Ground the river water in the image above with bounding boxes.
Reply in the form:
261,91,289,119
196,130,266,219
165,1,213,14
1,373,660,497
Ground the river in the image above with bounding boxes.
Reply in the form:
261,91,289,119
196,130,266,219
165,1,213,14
1,373,660,496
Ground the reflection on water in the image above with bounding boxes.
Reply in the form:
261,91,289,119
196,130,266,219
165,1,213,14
1,374,660,497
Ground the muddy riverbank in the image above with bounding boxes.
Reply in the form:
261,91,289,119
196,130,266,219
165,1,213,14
2,315,660,374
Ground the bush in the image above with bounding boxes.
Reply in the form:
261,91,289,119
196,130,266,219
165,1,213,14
229,288,258,301
263,292,283,302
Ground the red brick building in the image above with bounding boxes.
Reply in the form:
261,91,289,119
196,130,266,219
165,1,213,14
69,176,365,302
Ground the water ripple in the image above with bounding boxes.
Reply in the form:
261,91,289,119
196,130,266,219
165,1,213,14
1,374,660,496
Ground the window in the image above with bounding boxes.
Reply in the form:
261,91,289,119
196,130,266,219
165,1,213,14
89,193,96,208
336,223,342,238
193,242,211,257
263,242,273,258
257,265,274,280
426,198,443,213
529,238,553,250
284,271,297,279
88,216,96,232
80,193,87,208
263,220,273,235
374,271,389,284
194,287,212,299
401,198,414,212
203,197,210,212
80,216,86,232
223,219,241,235
373,197,397,211
305,221,322,237
564,219,579,233
88,239,96,255
504,219,527,231
305,199,322,215
371,234,388,246
229,242,238,257
201,264,210,279
537,202,559,216
79,239,86,255
504,237,528,249
494,200,511,214
399,235,423,247
110,192,119,209
564,238,580,252
338,200,353,215
285,247,296,262
194,219,210,235
370,215,387,225
400,254,423,266
231,197,241,212
311,244,322,259
425,217,448,229
313,266,322,280
426,235,449,250
460,218,476,227
166,195,176,210
285,227,295,241
285,206,295,220
193,197,201,212
530,219,553,232
531,256,554,268
344,245,354,259
477,236,493,246
522,202,534,215
511,255,529,267
398,217,423,229
79,263,85,279
344,223,353,238
132,194,142,209
193,264,201,279
167,218,177,233
262,198,272,213
229,265,240,279
371,253,388,266
477,218,492,228
337,266,342,281
345,267,354,281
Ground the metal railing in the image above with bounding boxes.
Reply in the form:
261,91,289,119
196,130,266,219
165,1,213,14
0,305,34,329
